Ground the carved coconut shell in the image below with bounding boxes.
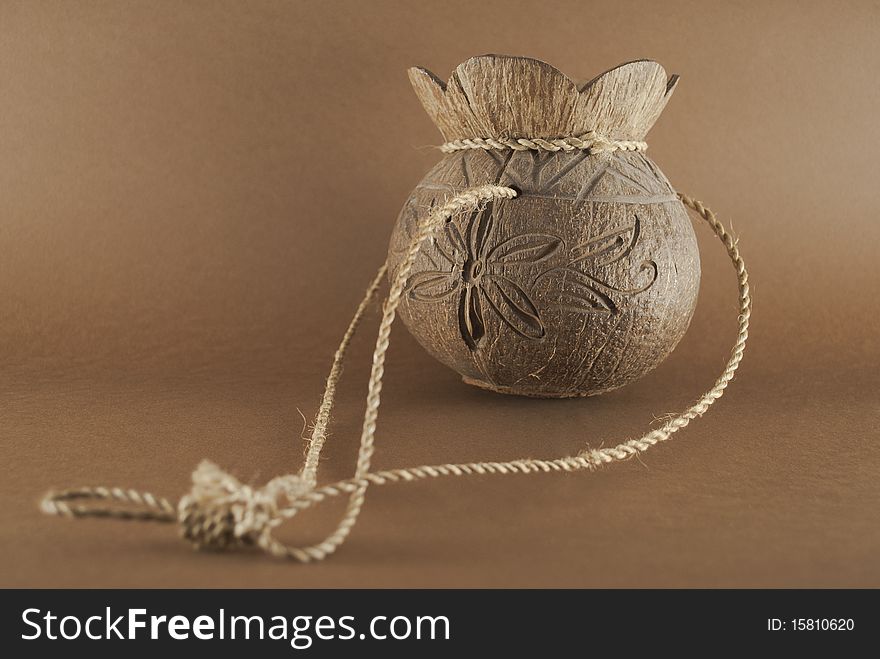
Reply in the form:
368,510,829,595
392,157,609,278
387,56,700,398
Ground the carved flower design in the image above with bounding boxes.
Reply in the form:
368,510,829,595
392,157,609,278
537,215,658,315
405,201,561,350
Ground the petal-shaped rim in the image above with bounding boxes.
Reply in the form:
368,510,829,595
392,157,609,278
408,55,679,142
411,55,674,96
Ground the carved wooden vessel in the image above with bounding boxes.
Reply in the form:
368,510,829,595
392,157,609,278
388,56,700,397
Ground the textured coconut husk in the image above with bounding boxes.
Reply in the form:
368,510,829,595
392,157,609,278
408,55,679,143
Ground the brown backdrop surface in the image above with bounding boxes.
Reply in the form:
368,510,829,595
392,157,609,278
1,0,878,587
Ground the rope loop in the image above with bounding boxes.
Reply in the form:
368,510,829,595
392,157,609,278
40,164,750,563
40,486,175,522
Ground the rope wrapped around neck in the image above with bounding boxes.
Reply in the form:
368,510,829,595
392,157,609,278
439,131,648,154
40,166,751,562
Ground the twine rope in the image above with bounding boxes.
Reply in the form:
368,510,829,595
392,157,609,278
40,183,750,562
439,131,648,154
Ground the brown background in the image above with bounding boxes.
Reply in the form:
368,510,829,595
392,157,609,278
1,0,878,588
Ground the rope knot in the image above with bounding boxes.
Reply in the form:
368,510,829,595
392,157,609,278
177,460,312,552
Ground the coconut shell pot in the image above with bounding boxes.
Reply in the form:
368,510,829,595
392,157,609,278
387,56,699,398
